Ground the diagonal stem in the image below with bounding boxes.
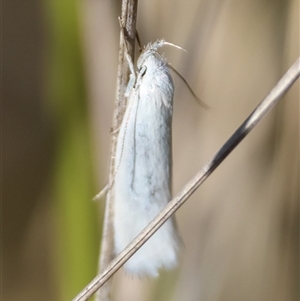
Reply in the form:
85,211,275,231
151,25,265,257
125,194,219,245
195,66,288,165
77,56,299,301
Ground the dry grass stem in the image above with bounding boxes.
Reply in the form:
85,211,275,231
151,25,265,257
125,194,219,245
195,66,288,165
95,1,138,301
73,57,300,301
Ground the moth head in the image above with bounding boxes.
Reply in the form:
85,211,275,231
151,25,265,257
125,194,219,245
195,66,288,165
137,52,165,77
137,40,185,75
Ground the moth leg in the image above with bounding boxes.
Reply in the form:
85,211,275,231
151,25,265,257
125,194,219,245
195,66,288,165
118,17,136,97
110,126,120,135
93,183,109,200
124,51,136,97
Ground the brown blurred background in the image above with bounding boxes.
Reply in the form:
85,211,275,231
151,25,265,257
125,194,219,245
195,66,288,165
3,0,299,301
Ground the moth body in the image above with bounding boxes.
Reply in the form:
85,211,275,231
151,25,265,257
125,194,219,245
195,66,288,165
113,41,180,277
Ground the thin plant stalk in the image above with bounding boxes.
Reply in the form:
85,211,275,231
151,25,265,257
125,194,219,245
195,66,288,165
95,1,138,301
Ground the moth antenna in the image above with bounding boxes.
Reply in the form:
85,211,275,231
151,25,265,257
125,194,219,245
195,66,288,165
153,45,206,108
168,64,210,109
163,41,187,52
136,31,142,52
93,98,136,200
94,18,138,201
159,40,207,107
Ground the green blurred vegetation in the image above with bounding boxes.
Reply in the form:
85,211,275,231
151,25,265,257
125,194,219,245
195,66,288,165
47,0,100,299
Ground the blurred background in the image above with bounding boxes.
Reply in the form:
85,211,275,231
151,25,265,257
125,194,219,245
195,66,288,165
3,0,299,300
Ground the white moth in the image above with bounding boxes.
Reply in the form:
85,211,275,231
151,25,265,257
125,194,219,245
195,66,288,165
113,40,181,277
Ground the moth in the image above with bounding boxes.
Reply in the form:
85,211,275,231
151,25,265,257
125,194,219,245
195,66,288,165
113,40,181,277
